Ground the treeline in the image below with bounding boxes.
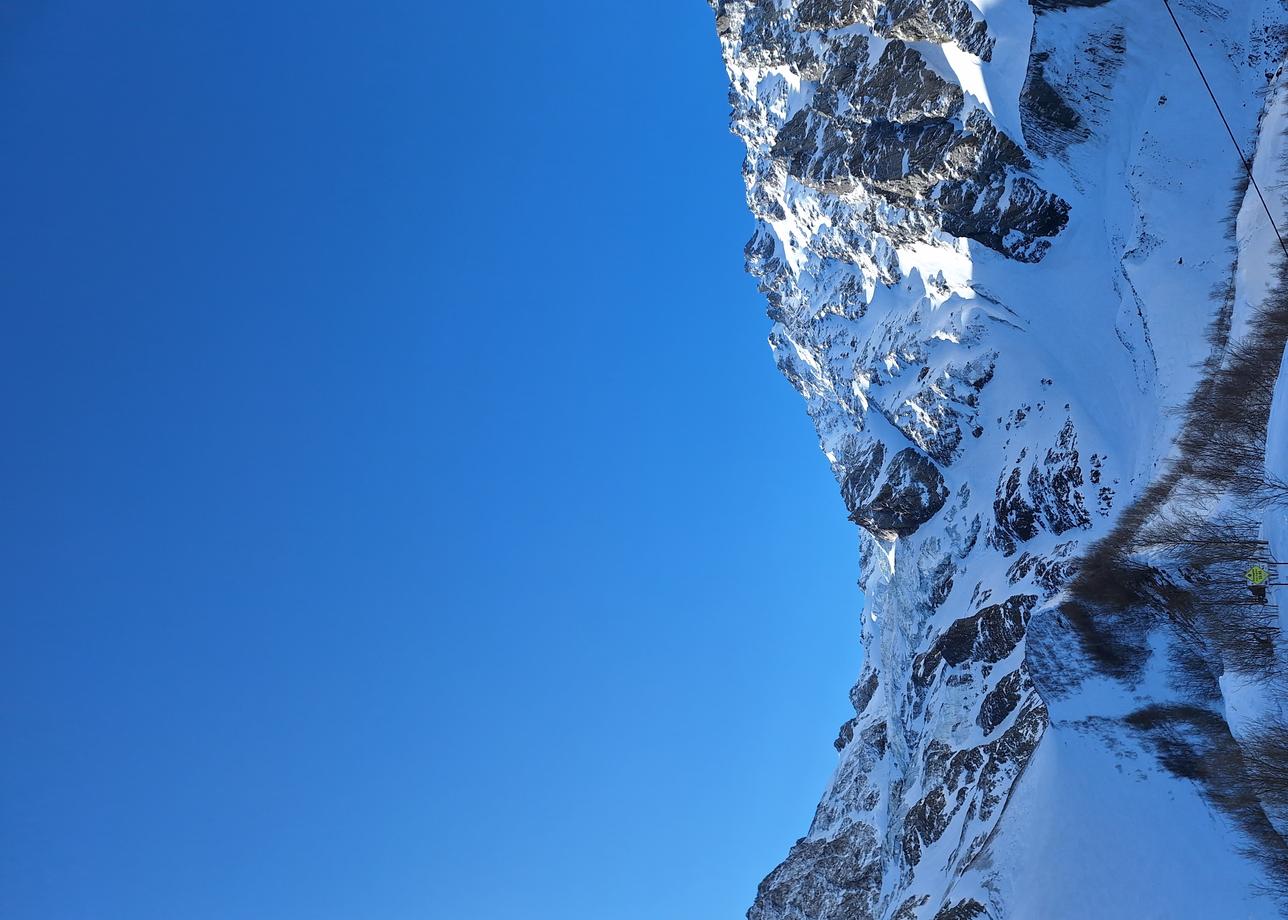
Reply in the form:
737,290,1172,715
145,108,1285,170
1054,176,1288,898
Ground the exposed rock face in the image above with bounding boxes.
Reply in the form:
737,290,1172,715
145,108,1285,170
793,0,994,59
849,447,948,538
766,33,1068,261
911,594,1035,687
712,0,1288,917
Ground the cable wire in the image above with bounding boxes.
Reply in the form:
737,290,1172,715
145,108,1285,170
1162,0,1288,261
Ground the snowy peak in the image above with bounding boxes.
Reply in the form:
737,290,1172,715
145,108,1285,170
713,1,1288,917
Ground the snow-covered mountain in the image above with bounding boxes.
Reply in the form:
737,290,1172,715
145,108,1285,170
710,1,1288,917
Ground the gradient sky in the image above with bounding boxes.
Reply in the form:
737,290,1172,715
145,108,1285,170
0,3,861,918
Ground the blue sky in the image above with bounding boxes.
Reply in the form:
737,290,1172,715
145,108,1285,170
0,3,859,918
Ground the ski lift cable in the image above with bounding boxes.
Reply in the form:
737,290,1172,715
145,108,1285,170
1162,0,1288,262
1138,538,1269,545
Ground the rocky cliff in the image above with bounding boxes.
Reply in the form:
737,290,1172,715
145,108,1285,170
711,1,1288,917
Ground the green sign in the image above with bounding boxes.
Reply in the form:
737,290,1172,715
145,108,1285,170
1246,565,1270,586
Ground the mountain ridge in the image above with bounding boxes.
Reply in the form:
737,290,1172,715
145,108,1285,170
711,1,1288,916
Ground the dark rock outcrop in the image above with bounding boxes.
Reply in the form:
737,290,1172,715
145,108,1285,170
977,669,1024,735
913,595,1038,688
748,823,885,920
850,447,949,538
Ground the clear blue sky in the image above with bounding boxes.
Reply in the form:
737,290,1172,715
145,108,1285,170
0,3,859,918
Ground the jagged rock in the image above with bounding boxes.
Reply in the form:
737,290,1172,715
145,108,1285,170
860,719,888,760
991,420,1090,555
1005,541,1077,598
748,823,884,920
902,787,950,864
795,0,994,61
923,551,956,609
933,899,989,920
892,895,931,920
841,441,887,516
1030,420,1090,535
850,670,879,713
913,595,1037,688
774,50,1069,262
850,447,948,538
904,696,1047,867
834,717,858,752
991,458,1040,556
977,669,1024,735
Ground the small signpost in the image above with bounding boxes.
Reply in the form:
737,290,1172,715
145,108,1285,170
1247,564,1271,604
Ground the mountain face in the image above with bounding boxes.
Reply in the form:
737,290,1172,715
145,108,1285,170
711,1,1288,917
